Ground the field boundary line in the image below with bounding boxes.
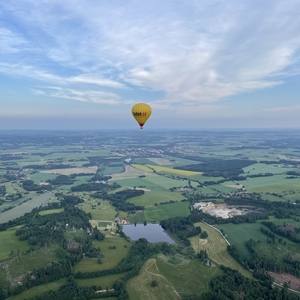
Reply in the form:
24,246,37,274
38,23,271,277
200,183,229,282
145,259,181,299
273,282,300,295
202,221,231,246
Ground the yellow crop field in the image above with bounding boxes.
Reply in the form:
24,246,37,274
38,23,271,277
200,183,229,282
132,164,200,177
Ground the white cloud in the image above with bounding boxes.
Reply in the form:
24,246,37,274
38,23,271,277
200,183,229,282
0,27,29,54
33,86,121,105
0,0,300,107
68,74,124,88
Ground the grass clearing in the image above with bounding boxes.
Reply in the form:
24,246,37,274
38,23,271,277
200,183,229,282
127,258,180,300
217,223,268,258
157,255,221,298
190,222,251,278
0,228,29,261
76,273,124,288
129,190,184,208
8,279,66,300
42,166,97,175
145,201,190,222
79,199,117,221
74,236,130,273
39,208,64,216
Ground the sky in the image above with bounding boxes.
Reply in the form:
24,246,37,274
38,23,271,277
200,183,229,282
0,0,300,129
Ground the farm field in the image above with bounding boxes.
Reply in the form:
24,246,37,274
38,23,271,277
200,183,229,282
237,175,300,201
190,222,251,277
0,192,58,224
1,131,300,299
42,166,98,175
132,164,201,177
144,201,190,222
129,190,184,208
217,222,268,258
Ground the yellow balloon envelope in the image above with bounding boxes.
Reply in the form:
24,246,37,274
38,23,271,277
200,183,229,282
131,103,152,129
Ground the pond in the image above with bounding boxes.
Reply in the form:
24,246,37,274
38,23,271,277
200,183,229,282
122,223,175,244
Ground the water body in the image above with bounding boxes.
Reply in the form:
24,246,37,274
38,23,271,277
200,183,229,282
122,223,175,244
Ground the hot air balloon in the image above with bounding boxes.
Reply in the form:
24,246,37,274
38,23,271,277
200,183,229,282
131,103,152,129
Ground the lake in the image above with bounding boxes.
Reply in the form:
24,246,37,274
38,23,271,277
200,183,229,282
122,223,175,244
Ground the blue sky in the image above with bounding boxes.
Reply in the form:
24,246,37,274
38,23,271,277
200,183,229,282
0,0,300,129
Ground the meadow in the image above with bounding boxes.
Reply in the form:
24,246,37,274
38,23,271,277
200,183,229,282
190,222,251,277
127,258,180,300
79,198,117,221
156,255,221,298
74,236,130,273
0,228,29,261
217,222,268,258
8,279,66,300
144,201,190,222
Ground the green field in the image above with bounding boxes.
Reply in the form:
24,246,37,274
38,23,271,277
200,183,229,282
190,222,251,277
39,208,64,216
79,198,117,221
243,163,295,176
127,258,180,300
156,255,221,298
0,228,29,261
74,236,130,273
129,190,184,208
1,245,59,288
115,173,189,190
133,164,200,177
237,174,300,202
29,172,56,184
8,279,66,300
217,223,268,258
76,273,124,288
144,201,190,222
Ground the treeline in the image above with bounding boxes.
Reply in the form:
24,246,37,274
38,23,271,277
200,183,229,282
228,238,300,278
175,157,255,178
48,175,74,185
4,194,105,297
0,185,6,196
23,163,72,170
160,216,201,245
31,278,97,300
71,182,107,192
190,209,268,225
15,195,103,247
22,179,51,191
262,221,300,243
75,238,171,279
202,267,299,300
91,189,144,212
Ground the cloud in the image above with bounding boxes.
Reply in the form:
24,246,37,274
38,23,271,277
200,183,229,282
0,27,29,54
68,74,124,88
0,0,300,107
265,105,300,113
33,86,121,105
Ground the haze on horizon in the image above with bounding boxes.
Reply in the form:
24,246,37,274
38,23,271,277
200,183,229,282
0,0,300,130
